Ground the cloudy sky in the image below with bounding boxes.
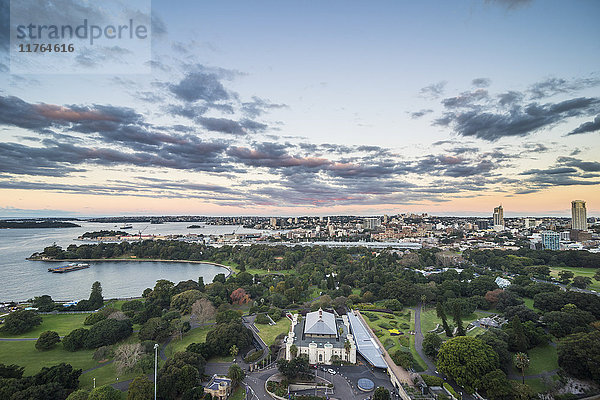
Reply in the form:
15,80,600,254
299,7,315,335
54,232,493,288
0,0,599,217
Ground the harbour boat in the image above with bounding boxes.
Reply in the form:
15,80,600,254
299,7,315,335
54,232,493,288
48,263,90,273
120,224,133,229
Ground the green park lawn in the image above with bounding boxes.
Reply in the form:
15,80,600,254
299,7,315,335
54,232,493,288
229,385,246,400
0,340,98,376
0,313,91,338
255,318,291,347
549,266,600,291
164,325,213,358
512,344,559,376
420,308,488,339
79,361,137,390
522,298,540,312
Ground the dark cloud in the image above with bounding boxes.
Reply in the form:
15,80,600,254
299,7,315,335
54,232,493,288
498,91,524,106
486,0,533,10
567,115,600,135
472,78,491,88
169,71,230,103
520,167,578,176
528,77,600,99
419,81,447,99
557,157,600,172
435,97,600,141
241,97,288,118
410,109,434,119
442,89,488,108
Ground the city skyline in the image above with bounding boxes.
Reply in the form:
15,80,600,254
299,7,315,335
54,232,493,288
1,0,599,217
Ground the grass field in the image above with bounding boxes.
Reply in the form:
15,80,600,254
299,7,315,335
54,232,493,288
512,344,558,376
164,325,213,358
229,385,245,400
549,266,600,291
522,298,540,312
420,308,488,339
79,361,137,390
0,313,91,338
255,318,291,346
0,340,98,375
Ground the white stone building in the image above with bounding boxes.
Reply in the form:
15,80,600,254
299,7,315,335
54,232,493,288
285,308,356,365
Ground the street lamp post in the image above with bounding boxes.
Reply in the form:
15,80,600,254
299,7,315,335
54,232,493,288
154,343,159,400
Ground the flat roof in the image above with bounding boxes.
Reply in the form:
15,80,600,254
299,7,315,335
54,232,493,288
347,312,388,369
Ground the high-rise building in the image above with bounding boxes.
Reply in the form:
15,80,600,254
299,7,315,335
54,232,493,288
493,205,504,228
571,200,587,231
541,231,560,250
269,217,277,228
363,217,381,230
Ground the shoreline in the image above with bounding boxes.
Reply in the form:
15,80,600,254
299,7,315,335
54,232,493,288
26,258,234,278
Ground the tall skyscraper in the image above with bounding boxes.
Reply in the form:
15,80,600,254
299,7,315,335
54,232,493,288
493,205,504,228
571,200,587,231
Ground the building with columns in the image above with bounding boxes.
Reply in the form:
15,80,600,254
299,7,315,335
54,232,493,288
285,308,356,365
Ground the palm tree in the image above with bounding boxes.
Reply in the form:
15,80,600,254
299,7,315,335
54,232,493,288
344,339,351,361
290,344,298,358
514,352,530,384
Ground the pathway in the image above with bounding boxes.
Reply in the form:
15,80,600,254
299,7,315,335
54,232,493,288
413,304,436,375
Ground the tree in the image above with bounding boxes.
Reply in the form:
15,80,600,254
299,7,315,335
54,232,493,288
62,328,89,352
557,330,600,382
230,288,251,305
88,281,104,310
277,354,311,380
344,339,352,360
572,276,592,289
205,321,252,357
228,363,245,387
127,376,153,400
436,302,453,338
506,316,528,353
558,270,574,284
451,302,466,336
373,386,391,400
88,384,121,400
36,330,61,351
423,332,442,358
114,343,144,374
190,298,216,324
230,345,239,359
478,369,514,400
66,390,90,400
437,336,499,392
32,295,57,312
170,290,203,314
0,309,42,334
514,353,530,384
0,363,24,379
139,317,172,343
290,344,298,358
594,269,600,282
85,318,133,349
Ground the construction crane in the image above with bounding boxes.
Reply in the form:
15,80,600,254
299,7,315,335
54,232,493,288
138,225,149,241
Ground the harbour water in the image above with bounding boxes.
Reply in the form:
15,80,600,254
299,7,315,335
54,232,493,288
0,221,268,302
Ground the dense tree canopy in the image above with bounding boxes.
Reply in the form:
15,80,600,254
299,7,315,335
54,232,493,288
436,336,499,393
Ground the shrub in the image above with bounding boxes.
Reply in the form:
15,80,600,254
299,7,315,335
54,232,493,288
62,328,89,352
391,350,415,369
85,318,132,348
444,382,459,399
244,349,264,363
84,312,107,326
93,346,113,361
255,313,270,324
378,322,392,330
36,331,61,350
421,374,444,387
0,310,42,334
